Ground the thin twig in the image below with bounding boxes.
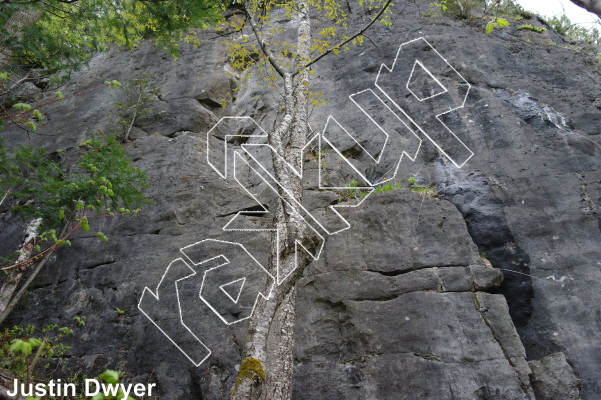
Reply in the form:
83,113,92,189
0,189,10,208
243,0,287,78
295,0,394,76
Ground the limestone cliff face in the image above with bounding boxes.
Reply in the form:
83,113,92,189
1,2,599,399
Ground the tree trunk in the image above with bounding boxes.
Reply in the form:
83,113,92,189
0,218,41,314
230,2,312,399
228,0,392,397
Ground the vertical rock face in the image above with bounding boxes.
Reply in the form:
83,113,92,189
293,192,533,399
0,2,599,399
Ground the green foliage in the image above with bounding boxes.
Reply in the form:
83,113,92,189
408,177,438,199
517,24,546,33
0,0,226,72
89,369,135,400
373,181,404,194
339,179,404,201
115,307,125,316
428,0,517,33
492,0,531,20
221,0,393,102
344,179,361,198
99,370,120,385
485,18,510,34
0,1,225,119
0,135,149,238
411,185,439,198
111,76,161,142
547,14,601,45
0,317,84,382
0,320,136,400
429,0,482,19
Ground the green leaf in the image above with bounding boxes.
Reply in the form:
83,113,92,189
58,327,74,335
105,80,121,89
485,22,494,34
55,91,65,100
12,103,31,112
25,121,37,132
496,18,510,27
9,339,33,356
9,339,24,353
99,370,120,384
32,110,43,121
27,338,43,347
91,394,105,400
81,217,90,233
95,232,108,242
1,133,149,240
20,342,33,356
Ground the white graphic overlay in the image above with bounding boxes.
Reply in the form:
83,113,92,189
375,37,473,168
139,37,475,366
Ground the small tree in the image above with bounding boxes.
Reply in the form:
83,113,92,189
222,1,394,399
0,134,150,325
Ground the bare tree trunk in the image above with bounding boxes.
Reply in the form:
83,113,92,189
229,0,392,397
230,2,312,399
0,218,41,314
261,288,297,400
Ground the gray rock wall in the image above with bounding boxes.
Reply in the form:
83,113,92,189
1,1,599,399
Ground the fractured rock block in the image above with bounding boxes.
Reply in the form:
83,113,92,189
470,264,503,291
529,352,581,400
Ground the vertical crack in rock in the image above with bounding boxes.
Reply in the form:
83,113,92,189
473,293,534,399
436,160,562,359
434,163,552,356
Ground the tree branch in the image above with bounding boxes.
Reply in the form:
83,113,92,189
294,0,394,77
243,0,287,79
570,0,601,19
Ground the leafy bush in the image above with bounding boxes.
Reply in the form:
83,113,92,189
547,14,601,45
112,76,161,142
430,0,482,19
0,135,149,234
0,134,150,324
1,318,138,400
0,317,85,384
493,0,532,20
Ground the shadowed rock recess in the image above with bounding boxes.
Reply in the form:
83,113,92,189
1,2,599,399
